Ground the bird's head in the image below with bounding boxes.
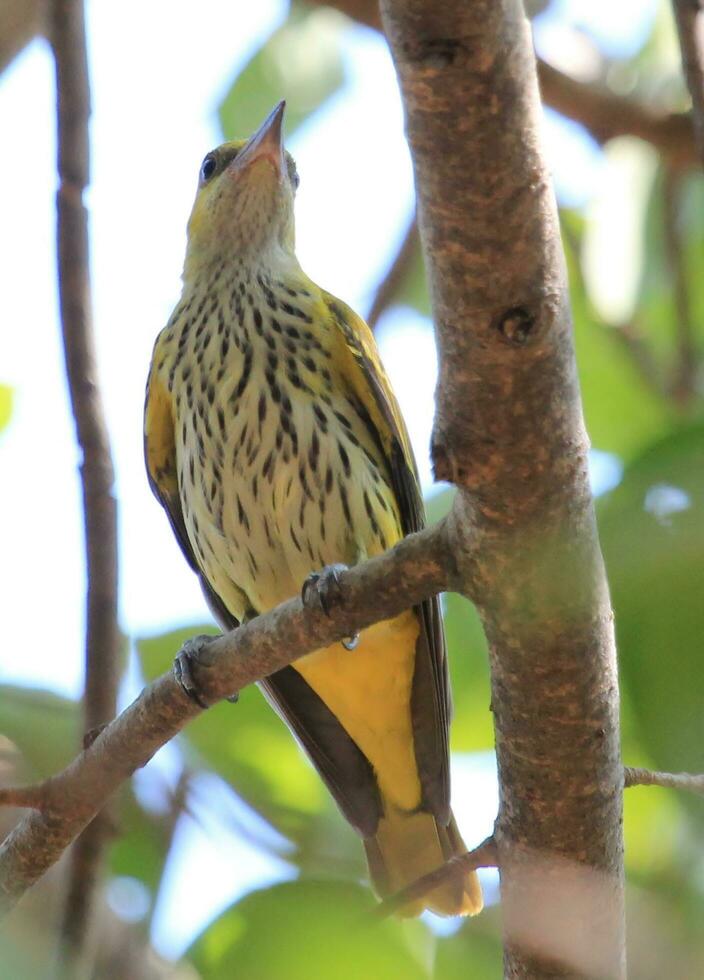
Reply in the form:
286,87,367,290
183,101,299,277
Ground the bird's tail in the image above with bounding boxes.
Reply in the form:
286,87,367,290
363,806,483,917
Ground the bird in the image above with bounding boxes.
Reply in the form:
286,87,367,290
144,101,482,917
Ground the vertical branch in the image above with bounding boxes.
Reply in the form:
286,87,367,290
50,0,120,972
662,170,698,407
379,1,625,977
672,0,704,168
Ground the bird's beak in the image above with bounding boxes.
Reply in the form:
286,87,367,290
231,101,286,177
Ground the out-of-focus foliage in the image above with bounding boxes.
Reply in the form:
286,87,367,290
0,685,80,778
0,384,12,432
219,3,347,141
3,1,704,978
600,426,704,806
189,880,430,980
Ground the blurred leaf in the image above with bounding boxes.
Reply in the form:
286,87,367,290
425,487,453,526
108,787,174,897
444,593,492,752
219,4,347,141
189,879,429,980
598,425,704,827
137,626,362,877
582,138,657,325
0,384,12,432
391,235,431,319
563,209,673,459
434,910,503,979
622,766,684,877
425,489,493,751
0,685,79,777
673,169,704,353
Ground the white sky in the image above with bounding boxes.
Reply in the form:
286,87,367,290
0,0,656,959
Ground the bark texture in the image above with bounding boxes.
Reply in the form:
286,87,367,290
378,1,625,977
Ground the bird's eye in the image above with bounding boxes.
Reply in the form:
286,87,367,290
200,153,218,183
291,169,300,191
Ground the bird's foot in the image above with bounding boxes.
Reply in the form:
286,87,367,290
301,564,360,651
301,563,349,616
174,634,239,708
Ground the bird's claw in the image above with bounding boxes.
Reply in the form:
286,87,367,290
173,634,224,709
301,563,349,616
302,565,361,651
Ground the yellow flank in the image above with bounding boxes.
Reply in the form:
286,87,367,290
295,611,421,810
145,105,483,916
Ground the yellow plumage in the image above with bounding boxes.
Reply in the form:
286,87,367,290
144,103,482,916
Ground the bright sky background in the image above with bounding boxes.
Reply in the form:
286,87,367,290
0,0,657,960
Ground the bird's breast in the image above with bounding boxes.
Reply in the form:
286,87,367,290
162,274,402,619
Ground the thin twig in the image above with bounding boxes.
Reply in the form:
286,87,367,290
366,215,419,330
662,169,698,407
610,321,667,398
375,836,498,919
0,520,452,917
624,766,704,794
672,0,704,168
50,0,119,970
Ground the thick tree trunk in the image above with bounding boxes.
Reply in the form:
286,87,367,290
379,1,625,976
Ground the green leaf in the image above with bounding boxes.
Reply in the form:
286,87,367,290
598,425,704,828
444,593,493,752
425,489,493,751
391,235,431,319
188,879,429,980
219,4,347,141
0,384,12,433
137,626,362,877
108,788,173,896
563,209,673,459
434,910,503,979
425,487,453,526
0,685,80,778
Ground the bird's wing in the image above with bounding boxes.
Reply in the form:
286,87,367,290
145,346,381,833
321,292,451,822
144,351,241,626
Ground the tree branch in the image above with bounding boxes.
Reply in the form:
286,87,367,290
536,60,697,170
624,766,704,794
672,0,704,168
379,2,625,977
304,0,699,169
0,520,451,917
0,0,46,76
50,0,120,971
366,213,419,329
376,836,498,918
662,169,698,408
